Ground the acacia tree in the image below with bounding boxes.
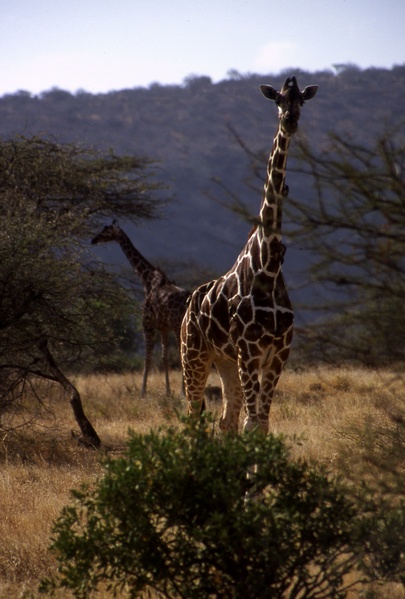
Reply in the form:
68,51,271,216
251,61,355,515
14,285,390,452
0,136,167,446
286,127,405,365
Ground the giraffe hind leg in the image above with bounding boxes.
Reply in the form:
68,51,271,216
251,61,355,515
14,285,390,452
215,358,243,434
186,362,211,416
160,331,171,397
182,346,212,418
141,328,155,398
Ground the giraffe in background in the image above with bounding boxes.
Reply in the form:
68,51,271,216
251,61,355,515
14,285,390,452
92,223,189,397
181,76,318,434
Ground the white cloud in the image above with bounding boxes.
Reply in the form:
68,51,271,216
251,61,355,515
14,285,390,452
254,41,300,74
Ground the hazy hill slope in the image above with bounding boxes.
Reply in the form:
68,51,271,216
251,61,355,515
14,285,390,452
1,65,405,319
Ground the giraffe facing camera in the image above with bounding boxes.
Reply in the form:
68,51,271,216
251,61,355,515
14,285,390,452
181,77,318,435
260,76,318,135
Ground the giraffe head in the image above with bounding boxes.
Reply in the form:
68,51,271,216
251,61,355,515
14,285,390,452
260,76,318,135
91,221,120,245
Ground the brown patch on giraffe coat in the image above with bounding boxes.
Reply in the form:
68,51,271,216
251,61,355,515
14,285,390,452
252,271,276,298
278,134,288,151
232,297,254,323
207,320,229,346
210,293,230,329
275,311,294,336
237,338,249,355
272,149,286,171
277,346,291,363
269,170,284,194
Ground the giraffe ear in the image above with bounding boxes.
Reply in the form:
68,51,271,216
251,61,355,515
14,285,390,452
260,84,280,101
301,85,318,101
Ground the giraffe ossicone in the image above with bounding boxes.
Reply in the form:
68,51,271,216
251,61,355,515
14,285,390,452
181,76,318,435
92,222,189,398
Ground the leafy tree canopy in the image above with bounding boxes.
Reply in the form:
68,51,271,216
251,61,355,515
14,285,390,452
0,135,168,235
0,136,167,439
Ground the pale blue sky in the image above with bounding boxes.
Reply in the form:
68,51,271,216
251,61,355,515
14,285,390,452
1,0,404,96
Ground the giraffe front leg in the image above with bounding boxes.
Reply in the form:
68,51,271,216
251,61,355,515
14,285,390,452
237,354,267,502
141,327,155,398
160,331,171,397
257,371,278,435
238,354,262,434
258,341,291,433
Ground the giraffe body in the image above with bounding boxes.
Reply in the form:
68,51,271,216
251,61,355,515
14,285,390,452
181,77,318,434
92,223,189,397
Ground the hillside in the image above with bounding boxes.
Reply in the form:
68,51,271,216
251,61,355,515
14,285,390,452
2,64,405,321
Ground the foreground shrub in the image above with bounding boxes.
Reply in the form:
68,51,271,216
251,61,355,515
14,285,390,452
357,498,405,588
42,420,359,598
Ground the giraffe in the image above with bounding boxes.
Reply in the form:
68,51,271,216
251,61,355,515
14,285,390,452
92,223,190,397
181,76,318,434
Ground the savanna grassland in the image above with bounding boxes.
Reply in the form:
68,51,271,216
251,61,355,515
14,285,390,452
0,366,404,598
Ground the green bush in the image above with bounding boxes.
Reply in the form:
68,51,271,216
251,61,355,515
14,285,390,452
357,499,405,587
41,420,361,598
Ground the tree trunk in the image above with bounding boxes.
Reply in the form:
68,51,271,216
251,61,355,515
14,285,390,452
39,340,101,448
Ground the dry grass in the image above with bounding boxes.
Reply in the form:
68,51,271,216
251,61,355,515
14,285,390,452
0,365,404,598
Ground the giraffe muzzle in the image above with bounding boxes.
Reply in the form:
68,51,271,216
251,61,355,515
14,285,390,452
282,115,298,135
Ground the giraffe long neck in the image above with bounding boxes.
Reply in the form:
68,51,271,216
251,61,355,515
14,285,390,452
116,230,157,289
259,127,292,237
